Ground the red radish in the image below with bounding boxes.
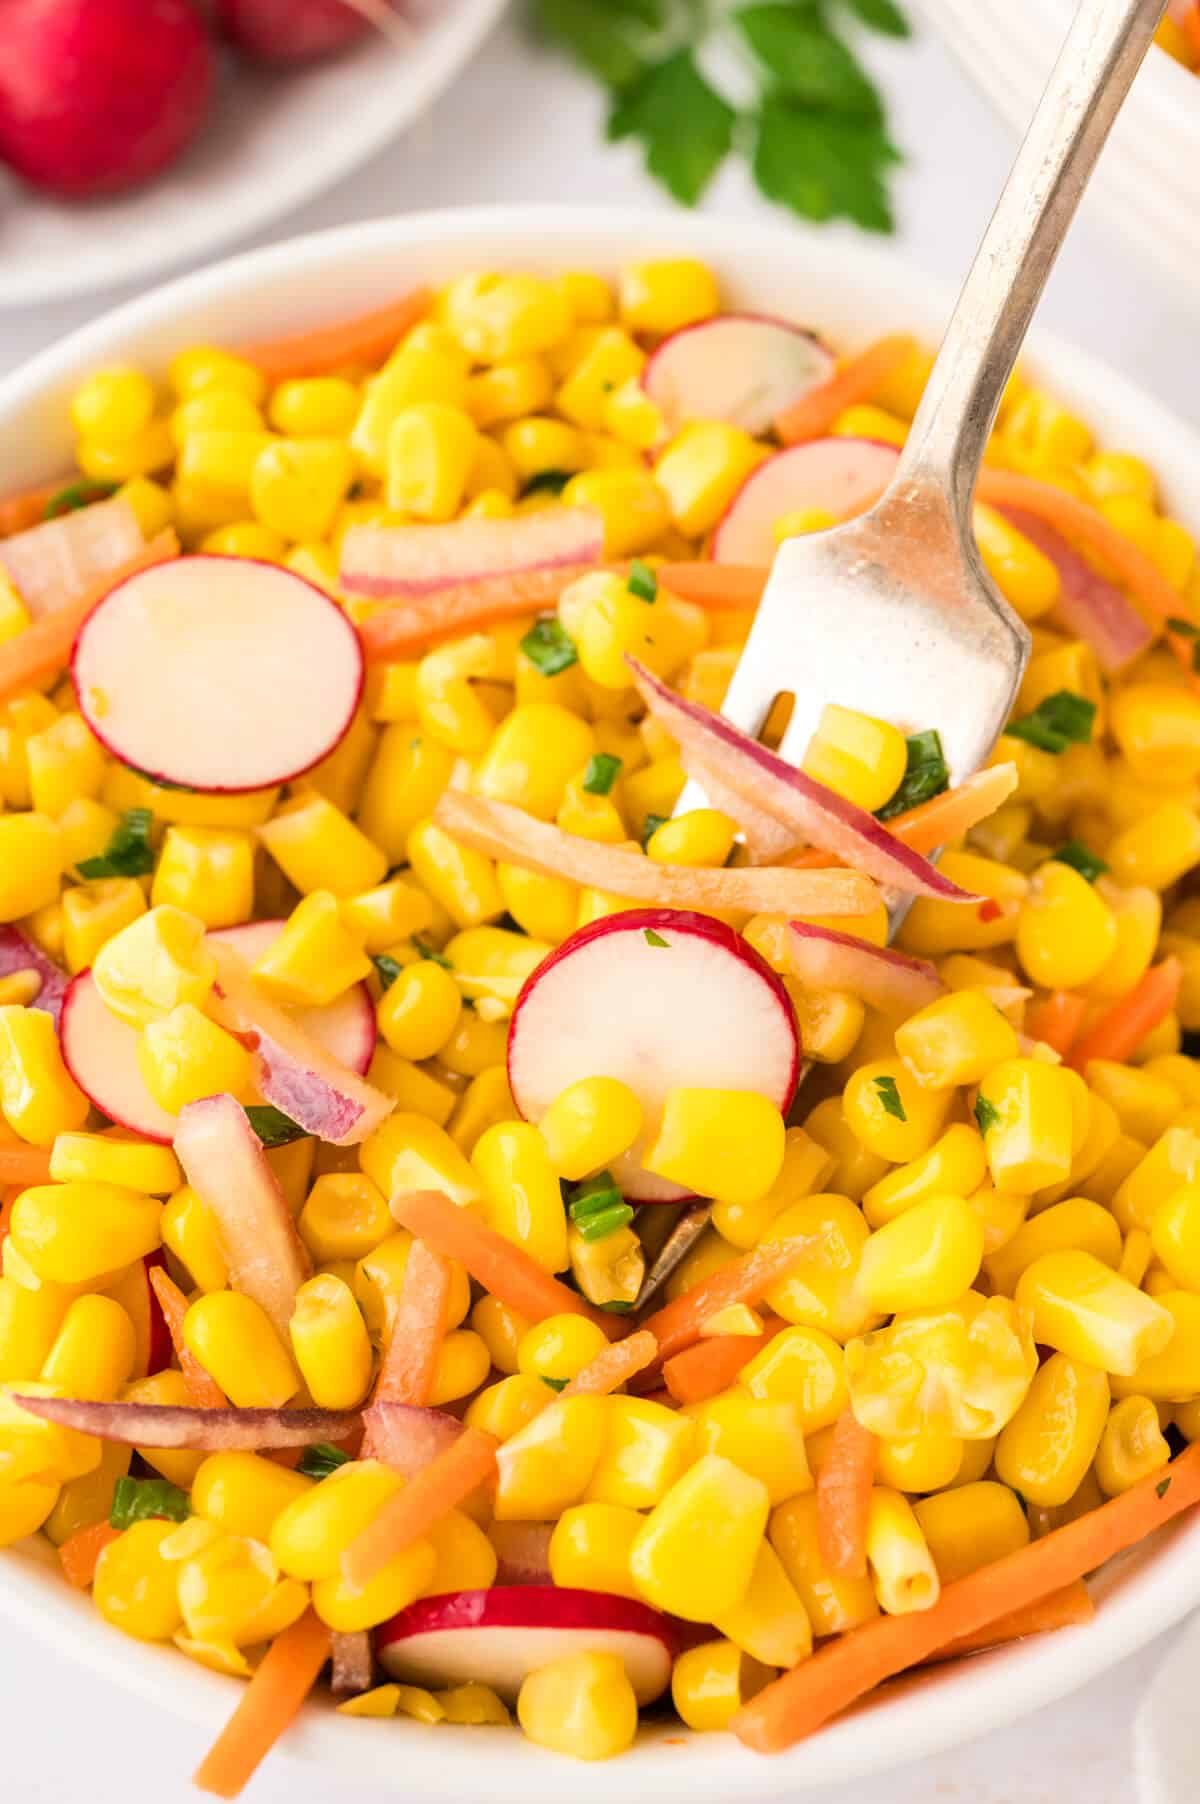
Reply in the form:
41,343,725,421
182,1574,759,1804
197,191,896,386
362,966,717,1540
0,927,68,1026
376,1587,682,1705
507,909,799,1204
0,497,144,622
993,505,1154,673
488,1522,554,1587
0,0,214,199
59,920,376,1144
361,1401,464,1475
711,437,900,566
72,557,364,794
215,0,376,62
10,1393,359,1450
642,315,834,438
174,1092,312,1339
788,923,944,1015
340,508,605,600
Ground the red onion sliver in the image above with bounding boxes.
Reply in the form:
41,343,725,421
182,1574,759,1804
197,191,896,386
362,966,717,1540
8,1394,358,1449
789,923,944,1014
997,506,1154,674
0,496,143,620
0,927,68,1025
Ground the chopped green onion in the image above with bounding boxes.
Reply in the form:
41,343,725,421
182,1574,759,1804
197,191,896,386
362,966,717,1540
574,1202,636,1242
643,926,669,947
76,807,155,880
583,753,622,796
244,1105,306,1148
540,1376,569,1392
641,814,668,848
876,729,950,821
521,618,579,676
297,1443,352,1482
1167,616,1200,639
109,1476,190,1530
975,1095,1000,1135
627,559,658,603
599,1299,635,1313
44,479,117,519
523,469,572,496
1157,1475,1173,1499
413,937,452,969
1050,841,1108,884
372,953,405,990
568,1173,625,1219
1006,690,1096,755
873,1074,906,1121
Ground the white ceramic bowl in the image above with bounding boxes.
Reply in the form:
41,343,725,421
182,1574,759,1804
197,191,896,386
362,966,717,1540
0,0,507,310
2,206,1200,1796
922,0,1200,303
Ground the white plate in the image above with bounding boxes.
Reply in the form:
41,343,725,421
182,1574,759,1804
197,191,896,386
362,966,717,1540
0,0,507,310
922,0,1200,304
3,206,1200,1796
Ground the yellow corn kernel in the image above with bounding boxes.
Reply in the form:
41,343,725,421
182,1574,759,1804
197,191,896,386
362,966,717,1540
469,1294,531,1378
863,1488,940,1615
445,274,571,364
1110,683,1200,786
11,1179,160,1286
72,366,156,441
367,659,420,725
406,819,504,931
623,755,686,834
91,905,215,1029
561,468,669,559
1084,882,1161,1004
25,711,105,820
1107,802,1200,892
842,1058,952,1166
184,1292,298,1409
690,1393,810,1506
353,1233,471,1347
367,1047,455,1127
549,1501,641,1599
340,880,433,957
170,347,264,405
169,393,265,457
670,1638,774,1733
150,826,254,929
248,890,371,1009
494,1395,607,1520
94,1519,183,1642
537,1077,643,1182
517,1314,610,1386
1118,1227,1153,1290
0,573,30,649
1014,861,1119,991
801,705,909,815
858,1194,985,1315
420,1508,497,1599
361,1112,483,1211
1112,1292,1200,1401
760,1192,877,1343
1149,1182,1200,1291
631,1452,767,1622
314,1528,437,1634
496,864,579,946
862,1124,988,1230
555,327,645,430
298,1173,393,1266
461,358,550,431
448,1066,517,1158
913,1480,1030,1582
644,1088,786,1207
994,1352,1110,1507
577,1395,693,1512
712,1536,812,1669
987,1196,1122,1297
118,1370,203,1488
374,963,460,1065
645,809,736,871
0,1275,68,1384
0,1473,59,1548
769,1491,880,1636
77,419,174,484
895,992,1020,1094
976,1057,1079,1192
358,730,454,865
1016,1249,1174,1375
40,1294,135,1399
350,338,468,474
472,1120,567,1273
44,1438,129,1545
0,1376,103,1485
473,701,595,822
518,1649,638,1761
739,1326,847,1434
568,1220,644,1308
0,814,63,921
259,792,387,897
427,1328,490,1407
786,980,867,1066
899,851,1027,957
385,404,478,520
1093,1067,1185,1152
1095,1395,1170,1496
159,1186,228,1294
619,259,719,334
653,422,764,538
270,1458,405,1581
177,1533,308,1647
176,429,275,512
875,1427,964,1494
136,1004,253,1116
47,1134,176,1198
712,1127,835,1252
497,418,585,488
188,1452,311,1546
465,1372,554,1442
267,377,359,438
846,1293,1037,1440
972,504,1061,620
0,1005,88,1146
59,877,148,978
288,1273,373,1412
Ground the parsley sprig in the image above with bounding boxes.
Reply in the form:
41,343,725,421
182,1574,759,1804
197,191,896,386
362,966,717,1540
532,0,908,233
77,808,155,880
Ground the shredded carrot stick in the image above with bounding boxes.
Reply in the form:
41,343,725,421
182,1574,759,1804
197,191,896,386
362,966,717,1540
0,479,68,538
357,563,598,659
0,1143,53,1187
1069,958,1183,1072
886,763,1020,855
390,1190,619,1337
733,1443,1200,1753
640,1238,818,1366
925,1579,1094,1663
1186,2,1200,58
817,1409,877,1578
775,335,919,445
656,562,769,611
194,1608,333,1799
235,286,432,383
148,1265,228,1408
0,1186,14,1251
662,1328,776,1405
0,530,179,707
342,1425,500,1589
59,1521,120,1589
563,1330,658,1398
372,1238,454,1407
1026,991,1088,1058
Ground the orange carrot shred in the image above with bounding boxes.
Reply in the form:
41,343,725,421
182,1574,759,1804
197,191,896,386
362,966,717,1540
0,530,179,707
390,1190,619,1337
342,1424,500,1590
372,1237,454,1407
817,1409,877,1578
194,1608,332,1799
1069,958,1183,1072
0,1143,53,1187
886,763,1020,855
925,1579,1094,1664
1025,991,1088,1058
563,1330,658,1398
775,335,918,445
0,479,69,538
235,286,432,383
733,1444,1200,1753
357,563,598,660
59,1521,120,1590
656,562,769,611
148,1265,227,1408
662,1328,777,1405
640,1238,818,1366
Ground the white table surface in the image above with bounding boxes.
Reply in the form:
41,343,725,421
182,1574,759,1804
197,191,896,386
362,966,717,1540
1,10,1194,1800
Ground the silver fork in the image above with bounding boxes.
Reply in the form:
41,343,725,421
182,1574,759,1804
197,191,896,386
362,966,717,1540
636,0,1168,1308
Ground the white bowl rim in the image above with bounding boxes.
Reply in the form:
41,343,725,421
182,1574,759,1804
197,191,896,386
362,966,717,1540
2,202,1200,1797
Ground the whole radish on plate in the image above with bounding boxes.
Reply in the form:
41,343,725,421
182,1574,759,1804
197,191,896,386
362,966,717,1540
215,0,381,61
0,0,215,199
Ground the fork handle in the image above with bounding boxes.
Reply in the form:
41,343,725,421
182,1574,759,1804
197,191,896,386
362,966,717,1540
895,0,1166,522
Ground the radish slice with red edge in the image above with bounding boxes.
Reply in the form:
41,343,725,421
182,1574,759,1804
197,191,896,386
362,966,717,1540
0,495,143,620
789,923,944,1015
0,927,68,1025
628,659,976,903
8,1393,359,1450
711,437,900,565
340,507,604,599
507,908,799,1204
361,1401,464,1473
209,921,376,1078
375,1587,683,1705
994,505,1154,673
72,555,363,792
642,314,835,438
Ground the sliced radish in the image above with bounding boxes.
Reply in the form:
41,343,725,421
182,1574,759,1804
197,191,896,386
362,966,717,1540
10,1393,357,1450
0,926,69,1025
642,314,834,438
72,555,363,792
59,919,375,1143
789,924,944,1015
711,436,900,565
508,909,799,1204
340,508,605,600
0,495,143,620
375,1587,681,1705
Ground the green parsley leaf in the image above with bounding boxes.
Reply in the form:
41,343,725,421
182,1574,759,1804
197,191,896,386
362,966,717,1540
110,1476,190,1530
521,617,579,677
583,752,623,796
753,91,899,233
642,813,668,847
627,559,658,603
531,0,661,89
298,1443,352,1482
643,926,670,948
541,1375,570,1391
44,479,117,520
975,1094,1001,1136
244,1105,307,1148
1167,616,1200,639
372,953,405,990
876,729,950,821
1051,841,1109,884
523,469,573,496
873,1073,906,1121
609,50,736,207
413,936,453,970
1157,1475,1172,1499
575,1201,636,1242
77,807,156,880
1006,690,1096,755
845,0,910,34
737,4,883,122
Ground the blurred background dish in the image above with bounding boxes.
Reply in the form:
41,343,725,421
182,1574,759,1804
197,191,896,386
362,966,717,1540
921,0,1200,303
0,0,507,310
